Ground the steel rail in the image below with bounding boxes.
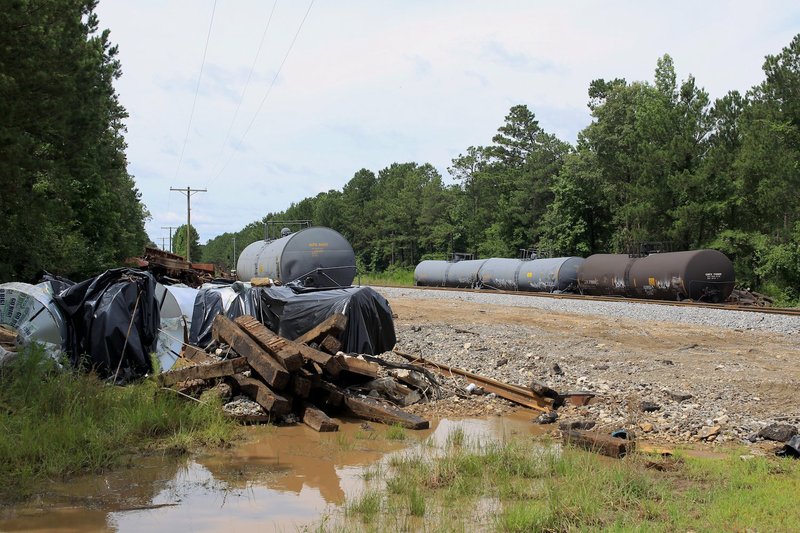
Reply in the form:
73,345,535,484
393,349,551,412
373,284,800,317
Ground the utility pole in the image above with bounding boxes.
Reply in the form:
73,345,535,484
232,236,237,271
159,237,168,250
161,226,178,253
170,186,207,263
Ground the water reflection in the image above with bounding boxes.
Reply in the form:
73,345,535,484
0,412,543,532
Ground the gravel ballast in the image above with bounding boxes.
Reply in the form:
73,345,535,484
373,286,800,450
374,286,800,335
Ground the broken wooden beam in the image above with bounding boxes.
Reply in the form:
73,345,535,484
294,313,348,345
337,354,381,379
313,380,344,408
212,315,290,390
228,373,291,415
159,357,249,386
181,344,217,364
319,335,342,355
343,395,429,429
394,349,551,412
232,315,343,376
291,374,312,399
233,316,304,372
562,429,635,458
300,402,339,432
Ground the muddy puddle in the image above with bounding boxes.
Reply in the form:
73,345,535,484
0,412,546,532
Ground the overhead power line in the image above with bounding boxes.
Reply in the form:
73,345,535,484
207,0,315,187
174,0,218,181
208,0,279,181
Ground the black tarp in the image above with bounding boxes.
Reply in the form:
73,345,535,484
189,282,256,348
252,285,396,355
54,268,159,381
32,270,76,295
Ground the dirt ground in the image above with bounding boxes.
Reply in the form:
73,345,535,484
384,296,800,450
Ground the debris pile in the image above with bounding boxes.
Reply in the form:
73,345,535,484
160,313,437,431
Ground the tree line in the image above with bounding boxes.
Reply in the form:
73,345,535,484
0,0,148,282
205,35,800,303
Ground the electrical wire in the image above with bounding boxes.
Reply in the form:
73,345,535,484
174,0,218,182
207,0,315,187
207,0,279,183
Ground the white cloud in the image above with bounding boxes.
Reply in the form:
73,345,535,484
98,0,800,245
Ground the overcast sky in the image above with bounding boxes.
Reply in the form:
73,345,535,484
95,1,800,248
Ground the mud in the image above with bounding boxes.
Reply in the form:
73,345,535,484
0,414,546,532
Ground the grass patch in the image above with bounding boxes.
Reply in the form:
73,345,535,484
331,428,800,531
385,424,407,441
0,346,237,502
357,268,415,287
346,491,381,522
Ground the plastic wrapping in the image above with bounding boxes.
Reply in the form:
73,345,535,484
189,282,254,348
54,269,160,381
154,284,198,372
251,286,396,355
0,281,68,365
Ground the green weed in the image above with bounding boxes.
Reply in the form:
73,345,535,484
0,346,236,502
385,424,406,441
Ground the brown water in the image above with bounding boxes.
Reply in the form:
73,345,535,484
0,413,544,532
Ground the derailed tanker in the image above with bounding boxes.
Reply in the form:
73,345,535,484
577,249,735,302
236,227,356,288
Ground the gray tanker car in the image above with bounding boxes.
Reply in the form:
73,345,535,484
414,257,584,292
415,249,735,302
577,249,735,302
236,226,356,288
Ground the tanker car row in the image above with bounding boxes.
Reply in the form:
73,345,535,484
414,250,736,302
231,226,736,303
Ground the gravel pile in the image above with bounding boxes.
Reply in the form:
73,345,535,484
374,287,800,335
374,287,800,449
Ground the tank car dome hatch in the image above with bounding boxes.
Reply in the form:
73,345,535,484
236,226,356,288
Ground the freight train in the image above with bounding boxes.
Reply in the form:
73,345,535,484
414,250,736,303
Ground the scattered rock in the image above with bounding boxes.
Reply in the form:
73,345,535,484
360,422,375,431
529,380,561,400
639,422,654,433
559,420,596,431
667,391,693,402
535,411,558,424
594,364,609,370
551,363,564,376
776,435,800,458
640,401,661,413
698,425,721,441
758,423,798,443
495,357,508,368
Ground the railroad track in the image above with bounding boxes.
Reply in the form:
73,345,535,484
368,283,800,317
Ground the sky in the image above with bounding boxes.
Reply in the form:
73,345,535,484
94,0,800,248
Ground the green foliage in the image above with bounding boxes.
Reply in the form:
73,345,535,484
172,223,202,262
332,432,800,532
0,0,149,282
204,35,800,302
0,346,236,502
